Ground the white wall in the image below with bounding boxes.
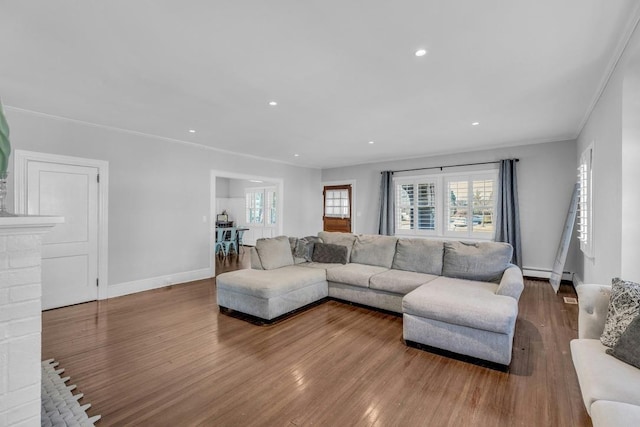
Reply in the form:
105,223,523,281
5,109,322,290
621,54,640,281
576,23,640,284
216,177,230,198
322,140,579,275
229,178,277,198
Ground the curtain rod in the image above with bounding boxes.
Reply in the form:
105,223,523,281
383,159,519,174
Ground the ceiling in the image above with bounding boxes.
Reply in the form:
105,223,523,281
1,1,639,169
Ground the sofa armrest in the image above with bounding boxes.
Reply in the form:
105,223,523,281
250,247,264,270
577,284,611,339
495,264,524,300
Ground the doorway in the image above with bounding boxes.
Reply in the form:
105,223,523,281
210,170,284,277
323,184,353,233
14,150,109,309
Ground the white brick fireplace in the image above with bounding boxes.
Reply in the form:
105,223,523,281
0,216,62,426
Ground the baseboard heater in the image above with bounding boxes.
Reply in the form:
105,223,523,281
522,267,573,282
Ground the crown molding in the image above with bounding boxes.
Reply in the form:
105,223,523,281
4,106,320,170
576,3,640,136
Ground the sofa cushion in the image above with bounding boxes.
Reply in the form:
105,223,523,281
442,241,513,282
312,243,349,264
326,263,389,288
606,315,640,369
216,265,327,299
370,269,438,295
350,234,398,268
392,238,443,275
255,236,294,270
570,338,640,413
601,277,640,347
402,277,516,334
318,232,356,261
591,401,640,427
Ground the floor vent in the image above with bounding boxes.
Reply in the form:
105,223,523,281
563,297,578,305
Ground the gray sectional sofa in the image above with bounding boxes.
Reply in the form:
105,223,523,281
216,232,524,365
571,284,640,426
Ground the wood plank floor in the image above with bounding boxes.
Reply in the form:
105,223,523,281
42,254,590,426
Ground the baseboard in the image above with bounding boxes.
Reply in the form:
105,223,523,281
572,273,583,290
522,267,573,282
107,268,212,299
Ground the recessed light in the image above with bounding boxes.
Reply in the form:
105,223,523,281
249,180,264,183
294,154,300,157
189,129,196,133
269,101,278,106
415,49,427,57
368,141,375,144
472,122,480,126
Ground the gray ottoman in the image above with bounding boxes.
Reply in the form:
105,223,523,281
216,265,328,321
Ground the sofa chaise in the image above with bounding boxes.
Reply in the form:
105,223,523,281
216,232,524,365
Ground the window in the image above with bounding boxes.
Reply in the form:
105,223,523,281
246,187,277,226
324,188,350,218
395,179,438,234
445,175,496,238
577,145,593,257
394,171,497,239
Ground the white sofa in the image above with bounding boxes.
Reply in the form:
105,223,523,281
570,284,640,426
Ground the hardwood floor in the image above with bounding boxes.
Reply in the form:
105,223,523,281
42,256,590,426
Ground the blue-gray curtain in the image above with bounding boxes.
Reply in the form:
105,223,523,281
495,159,522,267
378,171,394,235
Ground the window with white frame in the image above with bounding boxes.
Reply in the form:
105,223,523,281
577,145,593,257
445,174,496,238
395,178,438,234
246,187,277,226
394,171,497,239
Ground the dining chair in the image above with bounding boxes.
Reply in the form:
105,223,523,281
214,227,227,256
236,229,245,254
222,227,238,256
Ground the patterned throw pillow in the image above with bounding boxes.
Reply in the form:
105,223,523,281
600,278,640,347
311,243,348,264
294,236,322,261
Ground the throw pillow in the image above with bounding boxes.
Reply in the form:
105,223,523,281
311,243,348,264
442,241,513,282
255,236,294,270
601,278,640,347
293,236,322,261
289,237,306,264
317,231,356,261
606,314,640,369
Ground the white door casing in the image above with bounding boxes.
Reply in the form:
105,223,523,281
210,170,284,277
14,150,109,307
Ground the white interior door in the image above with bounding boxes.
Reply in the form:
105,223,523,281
26,161,99,309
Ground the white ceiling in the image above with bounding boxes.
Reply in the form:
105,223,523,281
1,1,639,169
